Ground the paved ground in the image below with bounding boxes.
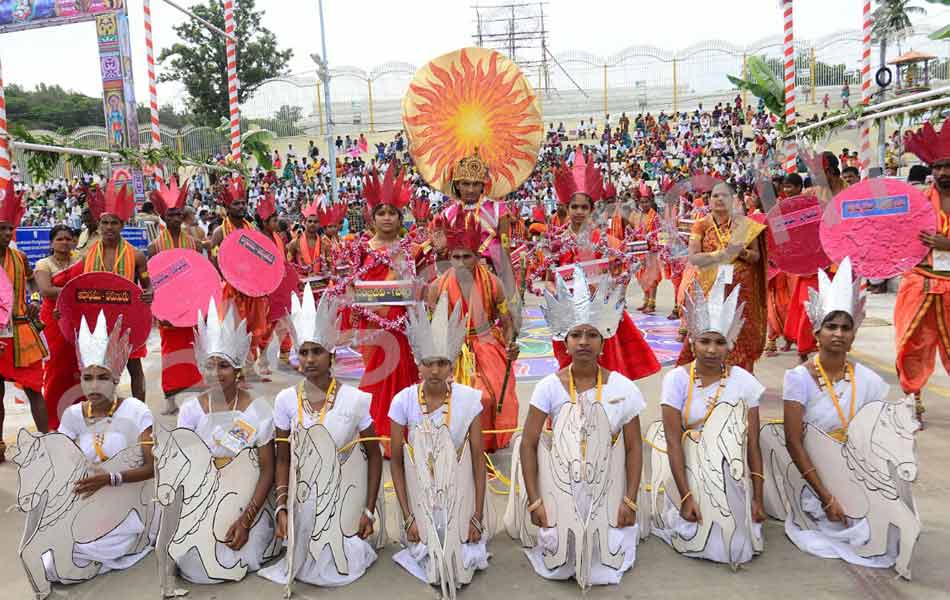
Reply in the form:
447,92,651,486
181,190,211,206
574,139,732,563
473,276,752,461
1,282,948,600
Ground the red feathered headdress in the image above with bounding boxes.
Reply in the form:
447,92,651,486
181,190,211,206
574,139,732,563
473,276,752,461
364,163,412,212
218,177,246,207
301,200,320,219
412,196,432,221
319,202,347,227
89,175,135,221
438,210,482,253
0,178,25,227
149,177,188,217
257,191,277,221
603,180,618,200
638,181,654,199
904,120,950,166
554,145,603,204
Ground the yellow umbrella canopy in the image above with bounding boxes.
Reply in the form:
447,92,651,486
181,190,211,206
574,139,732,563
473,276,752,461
402,47,543,198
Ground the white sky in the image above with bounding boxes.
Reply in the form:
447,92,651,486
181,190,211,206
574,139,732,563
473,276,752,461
0,0,946,103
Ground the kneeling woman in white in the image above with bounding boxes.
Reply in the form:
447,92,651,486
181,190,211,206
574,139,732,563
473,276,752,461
50,312,155,581
518,266,644,587
780,258,911,571
653,275,765,566
174,301,275,583
389,294,490,591
258,285,382,587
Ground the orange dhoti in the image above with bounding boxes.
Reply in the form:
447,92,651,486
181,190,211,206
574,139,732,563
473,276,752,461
894,269,950,394
767,272,796,343
223,282,270,357
459,330,519,452
159,325,202,395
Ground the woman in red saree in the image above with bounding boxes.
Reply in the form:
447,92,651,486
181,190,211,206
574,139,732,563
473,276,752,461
34,225,83,430
350,166,419,444
677,183,768,372
546,147,661,382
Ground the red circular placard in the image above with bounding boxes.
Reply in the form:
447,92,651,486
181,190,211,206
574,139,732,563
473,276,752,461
765,194,832,276
56,272,152,348
268,262,301,322
148,249,222,327
820,179,935,279
218,229,284,297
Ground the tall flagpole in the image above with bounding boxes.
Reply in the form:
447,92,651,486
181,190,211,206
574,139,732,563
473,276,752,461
316,0,338,203
783,0,797,173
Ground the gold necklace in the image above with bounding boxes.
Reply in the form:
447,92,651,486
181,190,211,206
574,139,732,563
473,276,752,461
418,382,452,427
683,361,727,430
296,378,337,425
813,355,856,440
567,366,603,404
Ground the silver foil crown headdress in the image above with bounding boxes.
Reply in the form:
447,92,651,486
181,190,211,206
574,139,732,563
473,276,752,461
76,310,132,376
289,283,341,351
194,298,252,369
805,257,865,332
683,269,745,348
406,293,467,363
540,265,625,340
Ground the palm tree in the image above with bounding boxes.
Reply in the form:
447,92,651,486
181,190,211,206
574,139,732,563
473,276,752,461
871,0,927,168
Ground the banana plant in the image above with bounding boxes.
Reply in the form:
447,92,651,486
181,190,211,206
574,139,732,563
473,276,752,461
216,117,275,171
727,55,786,124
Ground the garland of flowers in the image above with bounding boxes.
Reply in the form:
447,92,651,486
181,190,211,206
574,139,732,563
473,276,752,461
326,236,416,332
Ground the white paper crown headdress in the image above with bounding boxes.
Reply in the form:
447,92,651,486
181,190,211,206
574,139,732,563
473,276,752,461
540,265,625,340
194,298,251,369
805,257,865,332
76,310,132,376
406,293,467,363
289,283,341,351
683,269,745,348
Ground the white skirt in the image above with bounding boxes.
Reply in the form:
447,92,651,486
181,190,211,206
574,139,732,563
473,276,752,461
392,540,490,584
784,487,898,569
524,525,639,586
652,476,762,565
258,494,376,587
177,511,275,584
43,511,152,583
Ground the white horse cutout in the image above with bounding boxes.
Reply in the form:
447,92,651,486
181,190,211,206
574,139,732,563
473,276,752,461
282,423,384,599
643,399,759,568
153,425,280,596
503,394,642,591
759,396,920,579
13,429,156,600
402,421,493,600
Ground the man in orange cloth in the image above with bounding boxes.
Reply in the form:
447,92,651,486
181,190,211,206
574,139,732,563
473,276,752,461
0,179,47,459
287,200,324,283
895,121,950,426
630,182,662,313
147,177,202,414
83,177,153,401
210,177,268,366
677,182,767,373
255,191,291,374
426,211,520,451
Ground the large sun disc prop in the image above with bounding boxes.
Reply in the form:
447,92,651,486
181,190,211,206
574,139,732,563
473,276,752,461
403,47,543,197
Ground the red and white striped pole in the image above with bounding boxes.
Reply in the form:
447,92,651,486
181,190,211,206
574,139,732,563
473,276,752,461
224,0,241,162
860,0,873,175
0,58,11,185
144,0,161,148
783,0,797,173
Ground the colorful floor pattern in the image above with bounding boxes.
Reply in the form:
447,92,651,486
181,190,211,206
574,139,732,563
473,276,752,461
333,308,682,381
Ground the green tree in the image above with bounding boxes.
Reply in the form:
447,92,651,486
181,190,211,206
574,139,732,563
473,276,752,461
5,83,104,131
157,0,293,127
135,103,193,130
274,104,303,124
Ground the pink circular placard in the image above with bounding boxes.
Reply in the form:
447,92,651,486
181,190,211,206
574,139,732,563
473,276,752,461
268,262,300,322
148,249,222,327
56,272,152,348
0,268,12,330
218,229,284,297
820,179,935,279
765,194,831,276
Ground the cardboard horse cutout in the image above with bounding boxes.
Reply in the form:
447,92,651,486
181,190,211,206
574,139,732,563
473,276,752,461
643,399,760,568
153,425,280,596
502,395,643,590
282,423,385,599
759,396,920,579
402,420,492,600
13,429,156,600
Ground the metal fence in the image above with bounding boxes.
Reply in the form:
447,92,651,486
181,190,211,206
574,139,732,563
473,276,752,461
242,23,949,137
12,124,228,184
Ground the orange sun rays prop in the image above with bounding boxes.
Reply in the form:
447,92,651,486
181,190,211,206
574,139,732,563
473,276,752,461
403,47,543,197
